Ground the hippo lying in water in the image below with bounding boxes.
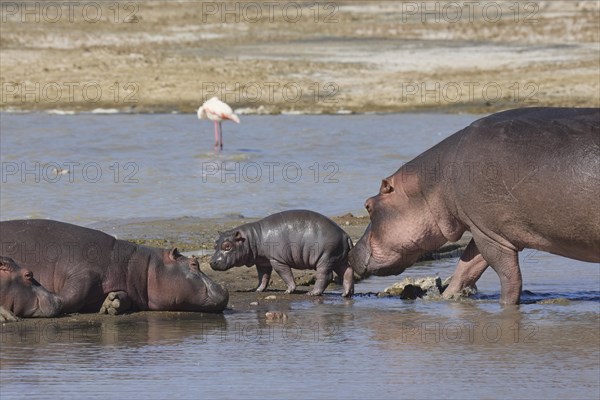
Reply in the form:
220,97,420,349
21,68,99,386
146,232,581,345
0,256,62,320
0,219,229,315
210,210,354,296
349,107,600,305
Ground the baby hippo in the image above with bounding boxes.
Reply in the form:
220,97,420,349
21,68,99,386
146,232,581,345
210,210,354,297
0,256,62,321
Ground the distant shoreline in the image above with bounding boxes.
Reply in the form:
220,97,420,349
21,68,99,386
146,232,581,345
2,1,598,115
0,106,493,115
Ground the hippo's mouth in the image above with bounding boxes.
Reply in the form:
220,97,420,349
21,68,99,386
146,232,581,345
353,231,420,277
198,273,229,312
31,293,62,318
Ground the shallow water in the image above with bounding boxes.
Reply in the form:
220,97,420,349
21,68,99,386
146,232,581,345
1,112,599,399
1,287,599,399
0,112,477,224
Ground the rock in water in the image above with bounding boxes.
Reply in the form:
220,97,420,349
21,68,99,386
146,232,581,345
441,275,477,299
383,276,444,299
265,311,288,322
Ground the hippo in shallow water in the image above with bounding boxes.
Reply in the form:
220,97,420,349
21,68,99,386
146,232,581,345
349,107,600,305
0,256,62,320
210,210,354,296
0,219,229,315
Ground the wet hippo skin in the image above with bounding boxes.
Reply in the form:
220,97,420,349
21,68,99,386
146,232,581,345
211,210,354,297
0,219,229,315
350,107,600,305
0,255,61,320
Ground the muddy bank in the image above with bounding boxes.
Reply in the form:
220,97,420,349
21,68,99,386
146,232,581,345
1,1,598,114
85,213,471,320
91,213,469,293
90,213,378,294
1,213,469,325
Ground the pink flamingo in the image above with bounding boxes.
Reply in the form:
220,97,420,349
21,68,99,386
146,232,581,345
197,97,240,151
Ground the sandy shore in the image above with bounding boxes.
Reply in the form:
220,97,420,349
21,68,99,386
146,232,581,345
1,1,598,114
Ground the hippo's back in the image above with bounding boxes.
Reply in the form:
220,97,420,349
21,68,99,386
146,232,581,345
470,107,598,131
1,219,118,246
261,210,350,240
259,210,352,259
0,219,135,291
453,107,599,261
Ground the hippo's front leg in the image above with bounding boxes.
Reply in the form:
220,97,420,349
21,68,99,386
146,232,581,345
255,263,273,292
0,306,19,322
333,262,354,297
270,261,296,294
443,239,487,299
341,264,354,298
99,291,132,315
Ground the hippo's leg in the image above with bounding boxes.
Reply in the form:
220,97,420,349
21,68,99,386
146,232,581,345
99,291,132,315
256,263,273,292
309,261,334,296
270,261,296,294
443,239,487,299
474,235,522,305
334,262,354,297
0,306,19,322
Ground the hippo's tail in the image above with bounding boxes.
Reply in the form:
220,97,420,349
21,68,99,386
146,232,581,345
344,235,354,259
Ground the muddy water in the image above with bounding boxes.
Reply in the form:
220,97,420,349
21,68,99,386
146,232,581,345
1,112,599,399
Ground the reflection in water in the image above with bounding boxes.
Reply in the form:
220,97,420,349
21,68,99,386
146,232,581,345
2,298,599,399
1,313,227,346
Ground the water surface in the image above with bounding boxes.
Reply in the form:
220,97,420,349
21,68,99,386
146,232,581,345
1,112,598,399
0,112,476,223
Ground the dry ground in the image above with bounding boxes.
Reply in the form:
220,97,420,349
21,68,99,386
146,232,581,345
1,1,598,113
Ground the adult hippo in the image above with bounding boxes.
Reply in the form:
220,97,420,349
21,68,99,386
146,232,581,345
0,256,62,320
349,107,599,305
0,219,229,315
210,210,354,296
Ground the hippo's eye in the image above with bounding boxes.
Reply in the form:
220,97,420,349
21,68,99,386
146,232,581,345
24,271,33,280
221,242,233,252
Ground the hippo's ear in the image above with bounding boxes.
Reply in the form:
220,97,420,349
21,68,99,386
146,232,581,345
234,230,246,243
168,247,183,261
379,178,394,194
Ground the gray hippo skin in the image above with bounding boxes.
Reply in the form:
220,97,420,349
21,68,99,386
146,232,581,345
349,107,600,305
0,220,229,315
0,256,62,321
210,210,354,296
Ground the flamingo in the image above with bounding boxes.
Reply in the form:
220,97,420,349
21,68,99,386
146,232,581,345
197,97,240,151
